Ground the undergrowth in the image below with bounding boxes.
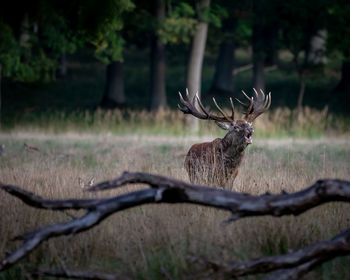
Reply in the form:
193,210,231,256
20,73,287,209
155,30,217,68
2,106,350,138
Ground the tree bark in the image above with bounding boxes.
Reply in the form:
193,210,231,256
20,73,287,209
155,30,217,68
57,53,67,78
307,30,327,65
264,23,279,66
0,63,2,128
253,59,265,91
252,0,266,91
297,73,305,116
150,0,167,111
332,59,350,112
210,19,236,97
335,60,350,92
19,13,30,46
186,0,210,131
100,61,126,108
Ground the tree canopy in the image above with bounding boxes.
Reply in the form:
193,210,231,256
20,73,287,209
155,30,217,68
0,0,349,113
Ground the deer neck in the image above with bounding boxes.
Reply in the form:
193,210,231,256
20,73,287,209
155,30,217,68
220,136,247,160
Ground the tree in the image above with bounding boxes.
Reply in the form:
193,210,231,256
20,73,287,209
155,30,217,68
251,0,280,91
0,21,20,126
327,0,350,111
150,0,167,111
279,0,329,114
0,1,72,125
209,2,251,97
210,18,236,97
186,0,211,131
101,61,126,108
252,0,267,91
83,1,134,109
307,30,327,65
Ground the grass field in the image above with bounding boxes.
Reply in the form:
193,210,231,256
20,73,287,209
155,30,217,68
1,42,349,279
0,130,349,279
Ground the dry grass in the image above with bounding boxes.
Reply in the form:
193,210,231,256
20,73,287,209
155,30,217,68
5,107,350,139
0,133,349,279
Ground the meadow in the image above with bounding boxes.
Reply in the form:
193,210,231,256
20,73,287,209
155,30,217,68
1,47,350,279
0,114,350,279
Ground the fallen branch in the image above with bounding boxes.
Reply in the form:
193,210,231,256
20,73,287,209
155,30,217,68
233,64,277,75
263,258,323,280
190,227,350,279
0,173,350,277
0,184,103,210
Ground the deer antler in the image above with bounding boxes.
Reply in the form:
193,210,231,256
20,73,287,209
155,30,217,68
237,88,271,122
178,89,235,123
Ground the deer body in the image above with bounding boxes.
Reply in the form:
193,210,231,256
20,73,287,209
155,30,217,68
178,89,270,188
185,120,253,186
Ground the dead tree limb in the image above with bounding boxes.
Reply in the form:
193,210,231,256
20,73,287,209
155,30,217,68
0,187,157,271
0,184,103,210
263,259,324,280
0,173,350,277
233,64,277,75
31,268,130,280
189,227,350,279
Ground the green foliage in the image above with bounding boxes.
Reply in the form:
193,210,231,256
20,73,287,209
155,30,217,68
158,1,228,46
92,30,126,63
15,50,57,83
158,2,197,44
0,0,136,83
199,4,228,28
234,18,252,47
0,22,21,78
40,18,78,58
0,21,57,83
327,0,350,59
85,0,135,63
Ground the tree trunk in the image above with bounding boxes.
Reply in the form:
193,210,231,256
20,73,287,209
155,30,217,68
0,63,2,128
252,0,266,91
19,14,30,46
186,0,210,131
150,0,167,111
264,23,279,66
335,60,350,92
100,61,126,108
210,19,236,97
297,73,305,116
253,59,265,91
332,59,350,112
57,53,67,78
307,30,327,65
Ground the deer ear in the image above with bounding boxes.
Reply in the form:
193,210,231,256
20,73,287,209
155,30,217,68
215,121,231,131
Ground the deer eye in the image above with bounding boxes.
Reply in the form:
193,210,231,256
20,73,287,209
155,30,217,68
233,126,240,131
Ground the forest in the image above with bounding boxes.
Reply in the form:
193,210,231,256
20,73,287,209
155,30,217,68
0,1,350,280
0,0,349,126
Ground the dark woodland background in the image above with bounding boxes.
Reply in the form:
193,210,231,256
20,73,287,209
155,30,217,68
1,0,350,129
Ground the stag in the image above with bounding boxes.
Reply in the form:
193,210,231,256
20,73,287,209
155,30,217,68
178,89,271,188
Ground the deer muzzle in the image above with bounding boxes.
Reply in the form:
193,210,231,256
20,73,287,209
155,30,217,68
245,128,254,144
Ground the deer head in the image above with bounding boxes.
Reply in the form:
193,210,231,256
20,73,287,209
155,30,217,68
178,88,271,150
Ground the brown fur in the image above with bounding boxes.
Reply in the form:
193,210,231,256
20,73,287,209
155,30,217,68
185,120,253,188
